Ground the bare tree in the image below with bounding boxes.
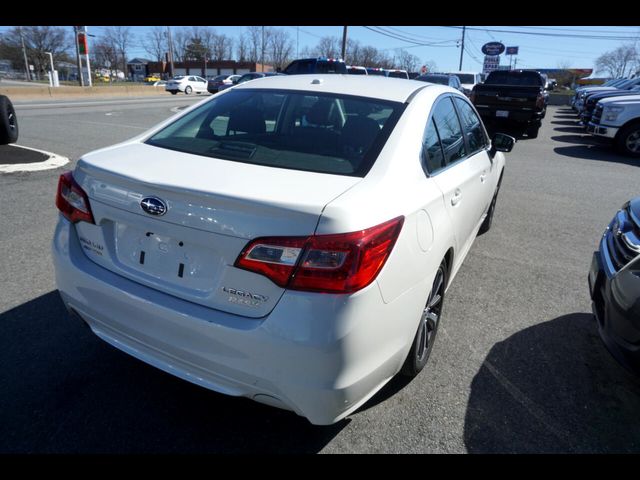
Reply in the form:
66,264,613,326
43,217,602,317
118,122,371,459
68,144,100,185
236,33,248,62
172,28,191,62
104,26,135,80
245,26,268,63
595,44,639,78
1,26,71,79
396,49,420,72
269,29,293,70
211,33,234,61
141,26,167,62
313,36,341,58
92,39,119,80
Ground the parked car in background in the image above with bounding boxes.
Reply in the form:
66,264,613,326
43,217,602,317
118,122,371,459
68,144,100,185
577,78,640,121
283,57,347,75
589,197,640,373
587,94,640,157
470,69,547,138
207,74,241,94
52,74,512,425
366,67,387,76
217,72,284,92
445,71,483,97
0,94,18,144
415,73,463,93
165,75,208,95
386,69,409,79
579,85,640,125
572,78,629,111
347,65,368,75
144,75,162,83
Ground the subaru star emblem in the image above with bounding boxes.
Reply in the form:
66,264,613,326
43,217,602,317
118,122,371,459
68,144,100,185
140,196,167,216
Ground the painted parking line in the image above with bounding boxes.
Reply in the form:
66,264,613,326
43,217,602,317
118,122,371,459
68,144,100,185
0,144,69,173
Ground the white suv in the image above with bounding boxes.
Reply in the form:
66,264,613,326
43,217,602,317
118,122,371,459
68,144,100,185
165,75,208,95
52,75,511,424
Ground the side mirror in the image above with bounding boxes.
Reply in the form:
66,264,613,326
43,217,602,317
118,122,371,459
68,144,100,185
491,133,516,153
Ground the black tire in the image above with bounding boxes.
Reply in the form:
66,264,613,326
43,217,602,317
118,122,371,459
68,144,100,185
478,173,503,236
614,121,640,158
184,86,192,95
170,91,177,95
0,95,19,145
401,260,447,377
526,123,539,139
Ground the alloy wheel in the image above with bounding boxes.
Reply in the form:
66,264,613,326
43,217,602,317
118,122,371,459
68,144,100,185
417,266,445,361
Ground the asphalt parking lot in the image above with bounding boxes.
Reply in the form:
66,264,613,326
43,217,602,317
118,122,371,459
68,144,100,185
1,99,639,453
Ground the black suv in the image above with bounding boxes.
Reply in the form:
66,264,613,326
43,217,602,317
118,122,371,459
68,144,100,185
589,197,640,373
283,58,347,75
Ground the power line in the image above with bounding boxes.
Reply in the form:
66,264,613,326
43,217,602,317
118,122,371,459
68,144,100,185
439,26,640,41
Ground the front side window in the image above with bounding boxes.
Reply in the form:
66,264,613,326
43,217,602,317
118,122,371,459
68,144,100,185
431,97,467,165
146,89,404,177
454,97,488,154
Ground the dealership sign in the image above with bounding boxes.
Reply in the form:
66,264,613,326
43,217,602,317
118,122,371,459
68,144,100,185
481,42,505,56
506,46,519,55
483,55,501,75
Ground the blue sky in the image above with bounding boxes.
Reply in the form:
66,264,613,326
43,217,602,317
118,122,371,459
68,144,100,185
7,25,640,73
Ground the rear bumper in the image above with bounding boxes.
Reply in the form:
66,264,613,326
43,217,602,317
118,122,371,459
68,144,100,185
589,249,640,374
475,106,543,124
52,216,422,424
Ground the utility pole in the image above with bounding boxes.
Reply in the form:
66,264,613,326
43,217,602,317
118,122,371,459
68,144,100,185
73,26,84,86
19,27,31,81
166,26,175,78
296,26,299,59
458,25,466,71
341,26,348,61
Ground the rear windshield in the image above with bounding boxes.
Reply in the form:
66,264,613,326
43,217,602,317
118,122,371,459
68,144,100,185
454,74,475,84
315,62,347,74
387,71,408,79
146,88,404,177
419,75,449,85
484,71,543,86
348,67,367,75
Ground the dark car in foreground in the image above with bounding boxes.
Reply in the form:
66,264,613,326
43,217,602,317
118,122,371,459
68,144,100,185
589,197,640,373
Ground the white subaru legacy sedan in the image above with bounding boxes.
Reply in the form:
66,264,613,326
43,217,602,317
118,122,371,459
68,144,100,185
52,74,512,425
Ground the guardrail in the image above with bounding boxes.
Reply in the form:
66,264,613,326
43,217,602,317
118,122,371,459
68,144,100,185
0,84,169,100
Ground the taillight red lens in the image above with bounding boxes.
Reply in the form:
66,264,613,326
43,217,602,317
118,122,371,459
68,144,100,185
55,171,95,224
235,216,404,294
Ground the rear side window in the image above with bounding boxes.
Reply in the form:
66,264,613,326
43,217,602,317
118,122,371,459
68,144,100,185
431,97,467,165
422,118,445,174
453,97,488,154
146,89,404,177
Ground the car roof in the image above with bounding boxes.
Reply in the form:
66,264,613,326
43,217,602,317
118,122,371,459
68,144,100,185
231,74,436,103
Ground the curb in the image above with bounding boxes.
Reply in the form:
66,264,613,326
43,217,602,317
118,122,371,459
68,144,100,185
0,144,69,173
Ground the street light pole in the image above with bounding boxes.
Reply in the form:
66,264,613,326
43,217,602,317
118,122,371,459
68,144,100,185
341,26,348,61
166,26,175,78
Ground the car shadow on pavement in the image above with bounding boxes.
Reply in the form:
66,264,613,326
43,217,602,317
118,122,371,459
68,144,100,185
550,134,595,145
554,143,640,167
0,291,346,453
463,313,640,453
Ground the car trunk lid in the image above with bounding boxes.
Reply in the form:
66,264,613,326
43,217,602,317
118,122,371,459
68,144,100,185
72,142,360,317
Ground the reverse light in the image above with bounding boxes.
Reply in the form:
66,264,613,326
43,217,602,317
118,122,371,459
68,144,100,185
235,216,405,294
55,171,95,224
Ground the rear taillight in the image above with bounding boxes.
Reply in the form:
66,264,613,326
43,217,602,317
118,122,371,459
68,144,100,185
469,91,476,103
536,93,545,108
235,216,404,294
55,171,95,224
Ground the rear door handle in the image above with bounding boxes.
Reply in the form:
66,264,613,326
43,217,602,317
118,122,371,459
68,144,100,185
451,189,462,206
480,173,487,183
